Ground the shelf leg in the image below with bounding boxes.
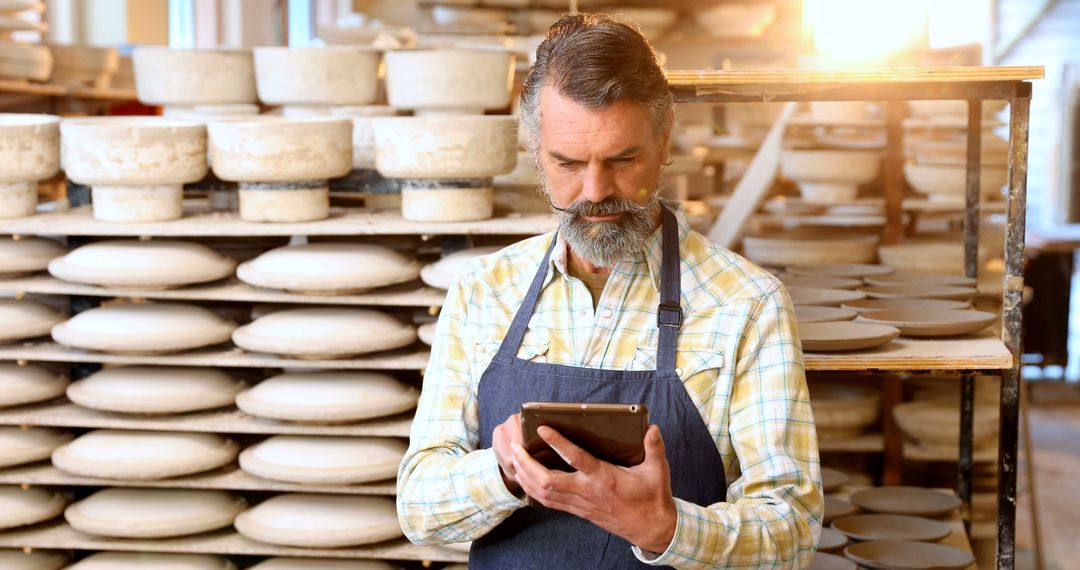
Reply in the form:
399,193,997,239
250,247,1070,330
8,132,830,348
965,100,983,278
882,375,903,485
958,374,975,535
884,101,905,246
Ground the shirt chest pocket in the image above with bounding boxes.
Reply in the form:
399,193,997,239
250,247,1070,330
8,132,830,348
474,330,550,371
628,343,726,380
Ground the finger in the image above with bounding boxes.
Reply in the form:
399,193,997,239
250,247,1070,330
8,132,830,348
644,424,665,459
537,425,601,474
508,412,524,445
512,448,586,508
511,441,576,494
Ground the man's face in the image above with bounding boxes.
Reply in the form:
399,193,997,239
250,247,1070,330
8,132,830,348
536,85,671,268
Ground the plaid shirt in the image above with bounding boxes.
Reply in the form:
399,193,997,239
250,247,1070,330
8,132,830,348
398,206,822,568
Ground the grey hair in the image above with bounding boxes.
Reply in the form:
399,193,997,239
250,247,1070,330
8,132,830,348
519,13,674,158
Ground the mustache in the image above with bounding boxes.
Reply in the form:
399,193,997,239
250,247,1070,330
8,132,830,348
548,194,658,217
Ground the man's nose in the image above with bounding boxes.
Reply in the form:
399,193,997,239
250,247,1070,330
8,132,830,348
580,161,615,203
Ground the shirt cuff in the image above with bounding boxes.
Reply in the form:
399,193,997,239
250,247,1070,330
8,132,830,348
631,497,712,567
467,447,528,513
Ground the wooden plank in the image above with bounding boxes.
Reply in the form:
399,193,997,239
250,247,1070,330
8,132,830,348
666,66,1045,86
0,206,554,238
0,79,67,97
0,522,468,562
802,331,1013,372
0,275,448,308
0,80,136,101
0,463,398,496
0,342,431,370
0,400,413,436
818,433,884,453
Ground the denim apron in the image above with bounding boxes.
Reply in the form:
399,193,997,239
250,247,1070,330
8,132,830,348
471,206,729,569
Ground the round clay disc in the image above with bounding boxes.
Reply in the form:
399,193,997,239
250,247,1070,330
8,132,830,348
249,558,402,569
234,494,402,548
51,303,236,355
0,427,72,469
0,363,68,408
417,322,436,345
0,237,66,276
237,242,421,294
0,549,68,570
231,307,416,359
0,299,64,343
235,371,418,423
419,246,500,290
48,239,236,289
65,488,246,538
66,552,237,570
66,366,246,415
52,429,238,480
239,435,407,484
0,485,67,530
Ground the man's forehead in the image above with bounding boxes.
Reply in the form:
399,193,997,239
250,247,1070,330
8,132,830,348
537,85,655,154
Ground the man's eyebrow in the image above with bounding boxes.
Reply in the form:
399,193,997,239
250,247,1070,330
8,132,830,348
548,147,642,163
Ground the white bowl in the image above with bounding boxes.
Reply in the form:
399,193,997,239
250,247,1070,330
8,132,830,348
904,162,1007,203
253,46,381,107
373,115,516,178
65,488,245,538
237,242,421,294
0,237,65,276
0,363,68,409
234,494,402,548
877,242,989,276
67,552,234,570
384,48,515,114
810,380,881,440
133,47,256,106
0,113,59,218
420,246,501,289
239,436,407,484
330,105,397,169
235,371,418,423
743,230,879,267
894,398,998,451
0,299,64,343
67,366,245,415
232,307,416,359
52,303,236,355
781,149,880,204
49,239,235,289
52,430,238,480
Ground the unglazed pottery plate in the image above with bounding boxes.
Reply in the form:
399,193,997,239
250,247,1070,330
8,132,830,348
849,486,961,517
795,305,858,324
824,495,858,524
780,274,863,290
859,285,977,302
786,263,894,279
844,539,974,569
818,526,850,553
788,287,866,307
799,322,900,352
855,309,996,337
832,513,950,542
808,552,857,570
821,467,851,492
841,298,970,314
864,272,976,288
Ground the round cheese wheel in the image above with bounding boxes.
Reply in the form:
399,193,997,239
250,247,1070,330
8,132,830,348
420,246,501,290
0,485,66,530
236,371,418,423
0,549,68,570
249,558,401,569
67,366,245,415
67,552,236,570
0,299,64,343
237,242,420,294
232,308,416,359
0,427,72,468
0,363,68,408
234,494,402,548
52,430,238,480
52,303,236,355
0,237,65,276
48,240,235,289
239,436,407,484
65,488,246,538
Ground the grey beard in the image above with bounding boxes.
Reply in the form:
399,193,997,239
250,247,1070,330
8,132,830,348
543,180,663,269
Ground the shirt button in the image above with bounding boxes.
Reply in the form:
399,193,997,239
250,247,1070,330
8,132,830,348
675,368,683,378
602,309,614,318
578,310,588,317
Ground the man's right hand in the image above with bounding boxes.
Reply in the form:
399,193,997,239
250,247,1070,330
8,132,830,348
492,413,524,494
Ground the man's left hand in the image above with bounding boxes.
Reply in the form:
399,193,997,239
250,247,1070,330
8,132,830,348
511,423,678,554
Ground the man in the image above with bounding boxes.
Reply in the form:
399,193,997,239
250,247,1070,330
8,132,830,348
397,13,822,569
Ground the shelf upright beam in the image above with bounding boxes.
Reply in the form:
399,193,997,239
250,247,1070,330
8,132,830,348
883,101,906,246
997,82,1032,570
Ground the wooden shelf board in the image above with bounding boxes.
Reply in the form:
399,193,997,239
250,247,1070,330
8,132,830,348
0,275,448,308
803,330,1012,372
0,522,468,562
904,444,998,463
0,463,398,496
0,206,554,238
0,401,413,437
667,66,1044,87
0,80,137,101
0,342,431,370
818,433,884,453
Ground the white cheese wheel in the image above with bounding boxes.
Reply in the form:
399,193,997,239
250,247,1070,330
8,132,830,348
52,303,236,355
237,243,420,295
0,363,68,408
420,246,501,290
67,366,244,415
0,237,65,276
240,435,407,484
0,549,67,570
0,299,64,343
234,494,402,548
249,558,401,570
67,552,236,570
0,427,72,468
52,430,238,480
236,371,418,423
232,307,416,359
65,488,246,538
48,240,236,289
0,485,66,530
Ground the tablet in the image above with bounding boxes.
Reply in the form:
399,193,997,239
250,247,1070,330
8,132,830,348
520,402,648,472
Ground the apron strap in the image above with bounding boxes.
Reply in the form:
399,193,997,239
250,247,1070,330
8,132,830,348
655,205,682,373
493,234,559,363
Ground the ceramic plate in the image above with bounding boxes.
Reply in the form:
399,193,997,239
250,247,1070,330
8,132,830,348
849,487,961,517
832,513,951,542
787,264,894,279
821,467,851,492
799,322,900,352
780,274,864,290
859,285,977,302
823,495,858,524
844,539,975,569
841,298,971,314
818,527,850,553
795,306,858,324
864,272,976,288
808,551,857,570
788,287,867,307
855,309,997,337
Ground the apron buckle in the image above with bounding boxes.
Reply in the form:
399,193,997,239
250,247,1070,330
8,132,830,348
656,302,683,329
